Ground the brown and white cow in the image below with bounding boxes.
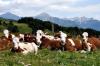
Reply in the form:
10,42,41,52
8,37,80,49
0,29,14,50
82,32,97,51
36,30,63,50
11,34,38,55
55,31,87,52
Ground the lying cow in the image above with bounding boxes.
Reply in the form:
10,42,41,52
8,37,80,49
11,35,38,55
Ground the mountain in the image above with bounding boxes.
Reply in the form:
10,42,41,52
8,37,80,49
35,13,100,31
69,16,94,24
69,17,100,31
0,12,20,20
0,12,99,31
35,12,77,27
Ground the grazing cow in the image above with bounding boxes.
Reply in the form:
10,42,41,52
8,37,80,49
36,30,62,50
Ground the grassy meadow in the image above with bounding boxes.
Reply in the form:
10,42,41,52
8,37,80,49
0,49,100,66
13,23,32,33
0,18,100,66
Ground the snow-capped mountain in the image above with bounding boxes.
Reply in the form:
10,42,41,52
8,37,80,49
69,16,94,23
68,17,100,30
35,13,77,27
35,13,100,31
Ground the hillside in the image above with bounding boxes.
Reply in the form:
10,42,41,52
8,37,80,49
0,18,32,34
13,23,32,33
18,17,100,36
0,17,100,37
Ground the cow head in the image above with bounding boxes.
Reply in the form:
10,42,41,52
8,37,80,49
59,31,67,45
36,30,44,46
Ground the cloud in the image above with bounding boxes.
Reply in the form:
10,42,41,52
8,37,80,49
0,0,100,20
46,3,100,19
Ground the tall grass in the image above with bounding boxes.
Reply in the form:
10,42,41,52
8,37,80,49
0,49,99,66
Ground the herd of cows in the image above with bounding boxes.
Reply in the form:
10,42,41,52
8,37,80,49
0,29,100,55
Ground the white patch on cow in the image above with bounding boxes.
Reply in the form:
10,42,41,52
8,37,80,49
19,34,24,39
86,43,92,51
59,31,67,44
83,37,88,43
3,29,9,38
68,39,75,46
18,42,38,55
12,36,20,49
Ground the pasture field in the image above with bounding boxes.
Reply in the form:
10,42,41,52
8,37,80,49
0,49,100,66
13,23,32,33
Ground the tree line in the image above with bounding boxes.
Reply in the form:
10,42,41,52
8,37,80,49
0,17,100,37
18,17,100,37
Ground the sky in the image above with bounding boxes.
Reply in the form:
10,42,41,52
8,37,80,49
0,0,100,20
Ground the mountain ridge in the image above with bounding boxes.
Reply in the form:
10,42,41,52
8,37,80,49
35,12,100,31
0,12,20,20
0,12,100,31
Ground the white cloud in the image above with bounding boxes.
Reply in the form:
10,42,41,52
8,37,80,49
46,3,100,19
0,0,100,20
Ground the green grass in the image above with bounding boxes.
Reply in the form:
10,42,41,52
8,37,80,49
14,23,32,33
0,22,32,34
0,49,100,66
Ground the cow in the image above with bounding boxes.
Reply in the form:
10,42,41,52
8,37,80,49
36,30,63,50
